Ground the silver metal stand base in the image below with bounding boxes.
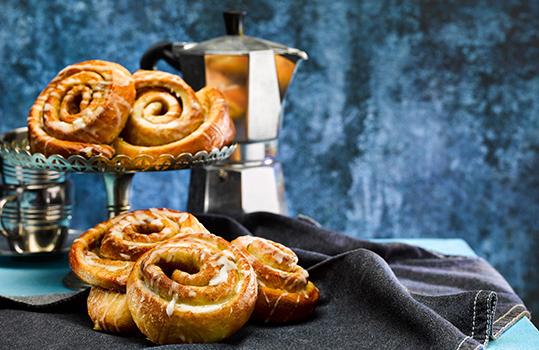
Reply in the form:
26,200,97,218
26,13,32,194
187,160,287,215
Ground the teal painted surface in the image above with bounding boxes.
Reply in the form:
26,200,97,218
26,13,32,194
373,238,478,257
0,255,73,296
0,0,537,324
489,318,539,350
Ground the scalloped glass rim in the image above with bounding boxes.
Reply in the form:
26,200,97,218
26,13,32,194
0,131,237,173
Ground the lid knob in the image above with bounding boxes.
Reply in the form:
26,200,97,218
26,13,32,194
223,10,247,36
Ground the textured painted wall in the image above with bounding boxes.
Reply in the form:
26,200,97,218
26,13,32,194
0,0,537,324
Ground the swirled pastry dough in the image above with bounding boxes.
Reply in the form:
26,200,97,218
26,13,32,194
231,236,320,323
86,286,138,333
27,60,135,158
113,70,235,158
69,208,208,291
69,208,209,332
120,70,204,146
126,232,258,344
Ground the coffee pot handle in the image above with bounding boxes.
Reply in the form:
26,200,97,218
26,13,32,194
0,194,18,239
140,41,192,72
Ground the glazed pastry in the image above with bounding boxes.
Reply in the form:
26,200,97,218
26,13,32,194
126,232,258,344
113,70,235,159
69,208,209,332
231,236,320,323
27,60,135,158
87,286,138,333
69,208,208,291
120,70,204,147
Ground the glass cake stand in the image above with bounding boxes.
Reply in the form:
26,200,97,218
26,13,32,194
0,127,236,219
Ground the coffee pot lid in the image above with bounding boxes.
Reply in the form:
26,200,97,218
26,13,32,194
180,10,308,61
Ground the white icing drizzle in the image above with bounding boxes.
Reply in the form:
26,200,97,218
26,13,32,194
72,116,86,128
221,249,236,261
209,255,236,286
77,146,94,154
166,294,178,316
100,292,119,330
234,275,244,294
149,219,162,226
119,253,131,260
176,212,189,223
266,293,287,323
83,252,129,271
261,288,270,304
109,229,121,238
175,301,224,313
273,248,286,264
43,103,54,112
181,227,195,234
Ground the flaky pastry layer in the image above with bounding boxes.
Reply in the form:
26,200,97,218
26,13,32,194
114,70,235,158
27,60,135,158
126,232,257,344
231,235,320,323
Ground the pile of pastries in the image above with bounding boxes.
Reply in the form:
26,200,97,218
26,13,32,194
26,60,235,160
69,208,320,345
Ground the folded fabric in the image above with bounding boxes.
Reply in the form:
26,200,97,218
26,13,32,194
0,212,530,350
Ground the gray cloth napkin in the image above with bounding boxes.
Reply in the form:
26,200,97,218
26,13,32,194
0,212,530,349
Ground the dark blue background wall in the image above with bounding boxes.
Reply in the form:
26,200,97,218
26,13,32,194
0,0,537,324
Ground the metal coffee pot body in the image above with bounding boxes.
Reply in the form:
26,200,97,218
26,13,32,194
140,10,307,215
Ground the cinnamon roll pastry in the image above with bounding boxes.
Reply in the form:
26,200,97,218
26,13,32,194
69,208,209,332
27,60,135,158
69,208,208,291
126,232,258,344
113,70,235,159
231,236,320,324
87,286,138,333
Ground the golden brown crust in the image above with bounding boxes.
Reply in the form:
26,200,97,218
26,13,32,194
231,236,320,323
126,232,258,344
27,60,135,158
87,286,138,333
68,208,209,292
113,71,235,158
121,70,204,146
